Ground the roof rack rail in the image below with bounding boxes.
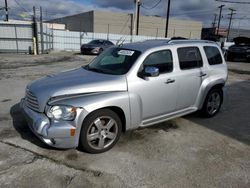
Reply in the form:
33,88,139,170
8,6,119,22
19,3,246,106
167,39,215,44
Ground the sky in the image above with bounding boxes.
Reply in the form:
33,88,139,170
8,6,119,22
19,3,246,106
0,0,250,29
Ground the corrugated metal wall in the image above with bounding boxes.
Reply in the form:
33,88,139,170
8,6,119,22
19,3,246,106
53,30,165,51
0,22,165,53
0,22,53,54
0,23,33,53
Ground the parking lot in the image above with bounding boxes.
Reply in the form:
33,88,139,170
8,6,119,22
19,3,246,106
0,52,250,187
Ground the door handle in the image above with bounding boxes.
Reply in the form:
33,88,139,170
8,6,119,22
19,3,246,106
199,73,207,77
165,79,175,84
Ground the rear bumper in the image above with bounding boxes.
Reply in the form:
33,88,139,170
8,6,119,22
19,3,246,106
20,98,78,149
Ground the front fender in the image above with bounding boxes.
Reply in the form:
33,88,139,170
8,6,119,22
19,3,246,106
48,91,131,130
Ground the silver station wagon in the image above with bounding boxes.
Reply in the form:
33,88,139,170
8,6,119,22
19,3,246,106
21,40,228,153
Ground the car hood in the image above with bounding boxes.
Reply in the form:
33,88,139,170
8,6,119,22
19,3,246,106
27,67,127,112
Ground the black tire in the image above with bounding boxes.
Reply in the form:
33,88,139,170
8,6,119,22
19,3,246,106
201,88,223,118
79,109,122,154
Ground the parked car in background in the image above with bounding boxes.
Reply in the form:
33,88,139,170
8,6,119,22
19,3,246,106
80,39,114,55
21,40,227,153
226,37,250,62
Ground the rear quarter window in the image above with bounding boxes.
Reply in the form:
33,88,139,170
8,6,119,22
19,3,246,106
203,46,223,65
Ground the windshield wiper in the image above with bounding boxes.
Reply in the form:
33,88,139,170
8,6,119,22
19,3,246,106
84,65,104,73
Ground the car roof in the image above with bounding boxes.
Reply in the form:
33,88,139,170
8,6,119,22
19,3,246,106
121,39,217,52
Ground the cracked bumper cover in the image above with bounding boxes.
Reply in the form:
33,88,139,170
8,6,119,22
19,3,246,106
20,98,78,149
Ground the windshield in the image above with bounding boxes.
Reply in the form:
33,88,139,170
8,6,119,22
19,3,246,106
84,47,141,75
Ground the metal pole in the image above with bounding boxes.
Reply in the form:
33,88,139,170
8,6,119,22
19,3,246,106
14,25,18,53
132,0,140,36
227,8,236,41
107,24,110,40
165,0,171,38
40,6,44,54
5,0,8,21
217,5,225,35
136,1,141,35
33,6,39,54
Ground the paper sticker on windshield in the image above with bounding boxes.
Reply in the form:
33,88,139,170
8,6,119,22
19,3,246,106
118,50,135,56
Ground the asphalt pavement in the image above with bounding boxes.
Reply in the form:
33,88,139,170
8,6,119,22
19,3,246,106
0,53,249,188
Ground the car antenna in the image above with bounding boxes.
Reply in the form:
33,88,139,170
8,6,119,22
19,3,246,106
119,38,126,47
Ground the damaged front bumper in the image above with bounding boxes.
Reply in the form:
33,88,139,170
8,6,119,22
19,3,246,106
20,98,79,149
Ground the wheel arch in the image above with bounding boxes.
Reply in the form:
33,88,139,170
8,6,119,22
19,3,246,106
197,81,225,110
81,106,127,133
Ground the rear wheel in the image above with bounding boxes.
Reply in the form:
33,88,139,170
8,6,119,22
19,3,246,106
201,88,223,118
79,109,122,153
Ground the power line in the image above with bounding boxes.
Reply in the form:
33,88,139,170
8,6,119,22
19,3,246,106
13,0,32,16
215,0,250,4
141,0,162,10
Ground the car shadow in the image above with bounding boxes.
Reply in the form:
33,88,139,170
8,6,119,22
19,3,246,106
10,103,55,149
185,80,250,146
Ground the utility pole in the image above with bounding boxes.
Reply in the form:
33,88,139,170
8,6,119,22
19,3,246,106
33,6,39,54
5,0,8,21
227,8,236,41
217,4,225,35
165,0,171,38
132,0,140,36
136,1,141,35
212,14,217,34
40,6,44,54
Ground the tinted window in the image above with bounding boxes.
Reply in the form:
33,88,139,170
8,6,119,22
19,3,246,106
105,41,114,45
177,47,203,70
204,46,223,65
143,50,173,73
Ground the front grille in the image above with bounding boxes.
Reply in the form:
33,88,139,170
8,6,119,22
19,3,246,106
25,89,40,112
82,48,94,52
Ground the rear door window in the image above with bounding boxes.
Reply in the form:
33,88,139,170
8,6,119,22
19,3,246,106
177,47,203,70
203,46,223,65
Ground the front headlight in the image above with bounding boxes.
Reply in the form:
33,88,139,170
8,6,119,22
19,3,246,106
46,105,77,121
92,47,100,52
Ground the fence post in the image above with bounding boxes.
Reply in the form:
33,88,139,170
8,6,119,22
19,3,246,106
14,24,19,53
107,24,110,40
40,6,44,54
51,24,54,50
32,6,39,54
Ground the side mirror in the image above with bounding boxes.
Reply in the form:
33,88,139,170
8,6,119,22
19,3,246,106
143,66,160,77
